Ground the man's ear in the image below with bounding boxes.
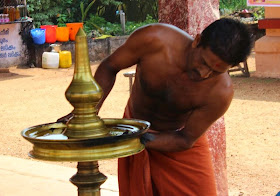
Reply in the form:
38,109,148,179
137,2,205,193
192,34,201,48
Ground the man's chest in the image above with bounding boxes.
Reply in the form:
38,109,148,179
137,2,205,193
138,70,213,111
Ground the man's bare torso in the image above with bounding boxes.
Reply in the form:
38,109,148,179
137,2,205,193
127,24,232,131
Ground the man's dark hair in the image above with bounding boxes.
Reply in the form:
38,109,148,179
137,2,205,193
199,18,253,66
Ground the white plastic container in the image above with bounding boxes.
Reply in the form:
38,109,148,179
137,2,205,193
42,52,59,69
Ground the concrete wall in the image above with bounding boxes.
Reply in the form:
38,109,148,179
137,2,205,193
0,21,128,68
31,35,129,68
0,23,30,68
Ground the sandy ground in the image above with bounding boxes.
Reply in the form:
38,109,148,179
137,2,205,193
0,53,279,196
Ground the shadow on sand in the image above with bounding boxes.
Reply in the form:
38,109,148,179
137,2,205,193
230,74,280,103
0,72,32,82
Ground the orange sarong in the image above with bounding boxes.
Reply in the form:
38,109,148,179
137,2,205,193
118,105,217,196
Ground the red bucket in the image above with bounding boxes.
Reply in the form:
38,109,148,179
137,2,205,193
40,25,57,43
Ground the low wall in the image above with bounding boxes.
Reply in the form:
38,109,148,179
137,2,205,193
31,36,129,68
0,21,33,68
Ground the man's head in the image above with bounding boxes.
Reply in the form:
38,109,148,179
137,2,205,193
197,18,253,66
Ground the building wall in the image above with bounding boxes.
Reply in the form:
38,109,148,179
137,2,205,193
0,23,29,68
31,36,129,68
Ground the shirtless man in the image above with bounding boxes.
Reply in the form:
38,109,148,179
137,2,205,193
94,18,253,195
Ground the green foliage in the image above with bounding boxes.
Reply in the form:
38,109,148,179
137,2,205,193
252,7,265,20
84,15,106,34
27,0,61,27
125,15,157,34
56,0,86,25
81,0,97,23
120,0,158,22
27,0,158,36
85,14,157,36
56,14,68,27
219,0,248,10
85,15,107,28
219,0,264,20
27,0,123,27
93,0,123,23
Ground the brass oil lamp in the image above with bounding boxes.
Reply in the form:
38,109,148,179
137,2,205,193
21,28,150,196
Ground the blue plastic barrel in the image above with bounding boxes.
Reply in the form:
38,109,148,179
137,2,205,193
30,28,46,45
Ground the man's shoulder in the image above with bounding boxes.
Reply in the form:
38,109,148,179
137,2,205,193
218,73,233,91
133,23,191,39
207,74,234,105
127,23,192,52
137,23,178,31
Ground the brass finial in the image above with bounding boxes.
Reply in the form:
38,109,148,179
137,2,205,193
64,28,108,138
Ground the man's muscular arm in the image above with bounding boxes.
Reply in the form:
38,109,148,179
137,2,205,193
94,25,159,110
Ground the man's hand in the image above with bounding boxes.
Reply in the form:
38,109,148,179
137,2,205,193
56,113,74,123
140,132,156,145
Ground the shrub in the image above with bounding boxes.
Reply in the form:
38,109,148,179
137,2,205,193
84,14,157,36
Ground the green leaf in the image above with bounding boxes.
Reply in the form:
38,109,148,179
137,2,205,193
83,0,97,22
80,2,85,22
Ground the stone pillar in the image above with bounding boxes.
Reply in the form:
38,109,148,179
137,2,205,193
255,7,280,78
158,1,228,196
206,117,228,196
158,0,219,36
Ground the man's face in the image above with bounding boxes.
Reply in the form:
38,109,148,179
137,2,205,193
187,46,231,81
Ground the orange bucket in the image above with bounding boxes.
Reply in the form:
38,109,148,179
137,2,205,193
56,27,69,42
40,25,57,43
66,23,84,41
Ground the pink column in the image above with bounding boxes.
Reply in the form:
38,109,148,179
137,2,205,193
207,117,228,196
158,1,228,196
158,1,220,36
